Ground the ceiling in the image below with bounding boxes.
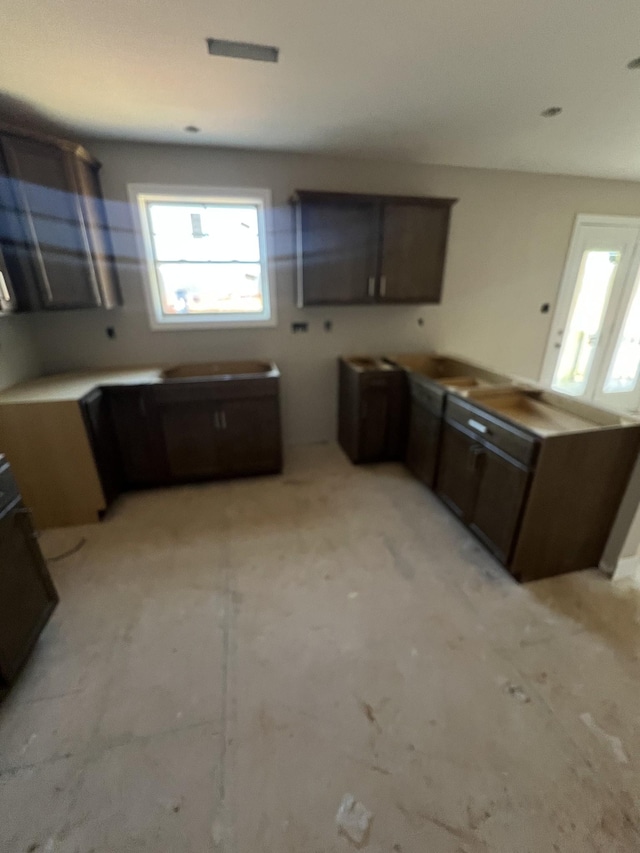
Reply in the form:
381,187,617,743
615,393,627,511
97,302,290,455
3,0,640,179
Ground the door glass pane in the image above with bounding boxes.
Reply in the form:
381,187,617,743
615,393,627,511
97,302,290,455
552,250,620,396
603,269,640,394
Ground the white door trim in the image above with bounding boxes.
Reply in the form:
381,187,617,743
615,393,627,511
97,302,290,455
540,214,640,388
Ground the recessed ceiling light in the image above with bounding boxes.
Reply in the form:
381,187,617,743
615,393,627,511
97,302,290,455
184,125,200,133
627,57,640,69
540,107,562,118
206,37,279,63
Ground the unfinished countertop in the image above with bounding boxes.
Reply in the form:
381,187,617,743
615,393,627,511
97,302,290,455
0,367,165,404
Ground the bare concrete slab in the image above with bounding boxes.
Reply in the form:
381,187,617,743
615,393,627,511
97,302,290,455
1,444,639,852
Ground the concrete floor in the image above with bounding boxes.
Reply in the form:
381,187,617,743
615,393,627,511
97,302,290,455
1,444,640,852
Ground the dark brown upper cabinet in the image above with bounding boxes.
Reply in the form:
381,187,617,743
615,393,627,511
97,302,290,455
291,190,457,307
0,127,120,312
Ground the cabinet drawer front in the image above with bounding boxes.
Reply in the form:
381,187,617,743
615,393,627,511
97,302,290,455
445,396,537,467
409,375,445,416
0,458,20,514
153,378,278,405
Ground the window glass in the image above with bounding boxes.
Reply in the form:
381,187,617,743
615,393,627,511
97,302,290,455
603,268,640,394
132,188,274,328
552,250,620,396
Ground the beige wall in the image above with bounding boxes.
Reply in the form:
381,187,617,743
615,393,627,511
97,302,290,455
27,142,640,444
0,314,41,390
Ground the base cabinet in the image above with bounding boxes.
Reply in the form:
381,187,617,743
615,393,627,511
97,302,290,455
80,388,124,506
338,358,408,463
405,379,445,489
156,394,282,481
0,459,58,690
108,386,168,487
437,422,532,564
108,380,283,489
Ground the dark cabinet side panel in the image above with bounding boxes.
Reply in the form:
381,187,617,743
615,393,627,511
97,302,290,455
379,202,452,303
436,422,480,521
80,388,124,506
405,399,442,489
0,509,58,684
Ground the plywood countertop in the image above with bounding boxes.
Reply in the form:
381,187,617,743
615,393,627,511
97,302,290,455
0,368,165,404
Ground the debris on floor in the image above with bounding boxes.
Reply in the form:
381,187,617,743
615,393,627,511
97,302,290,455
580,712,629,764
336,793,373,847
501,680,531,703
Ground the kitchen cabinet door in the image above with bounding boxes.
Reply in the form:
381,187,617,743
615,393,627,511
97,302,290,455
0,507,58,684
159,402,220,480
379,202,452,303
405,398,442,488
108,386,168,486
359,383,390,462
469,447,530,564
0,134,101,309
294,193,379,305
216,397,282,476
80,388,124,506
436,422,480,521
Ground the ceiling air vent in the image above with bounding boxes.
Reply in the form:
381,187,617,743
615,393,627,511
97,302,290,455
206,38,279,63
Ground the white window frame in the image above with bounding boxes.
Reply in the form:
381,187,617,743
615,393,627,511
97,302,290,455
128,184,277,330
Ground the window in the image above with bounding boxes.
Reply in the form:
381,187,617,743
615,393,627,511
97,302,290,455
130,185,276,329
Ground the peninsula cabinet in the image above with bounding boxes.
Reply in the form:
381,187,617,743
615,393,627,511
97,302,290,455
0,126,121,311
292,190,456,306
436,390,640,582
0,456,58,691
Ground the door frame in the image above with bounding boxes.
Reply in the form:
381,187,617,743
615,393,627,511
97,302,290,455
540,213,640,392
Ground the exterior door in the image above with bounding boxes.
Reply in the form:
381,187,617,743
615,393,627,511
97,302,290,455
379,202,451,303
541,216,640,412
296,194,379,305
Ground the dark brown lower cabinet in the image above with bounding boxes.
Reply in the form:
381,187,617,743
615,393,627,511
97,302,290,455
108,380,283,488
437,422,532,565
338,357,408,463
469,443,531,564
156,394,282,481
0,460,58,691
215,397,282,477
80,388,124,506
405,377,445,489
108,386,169,487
